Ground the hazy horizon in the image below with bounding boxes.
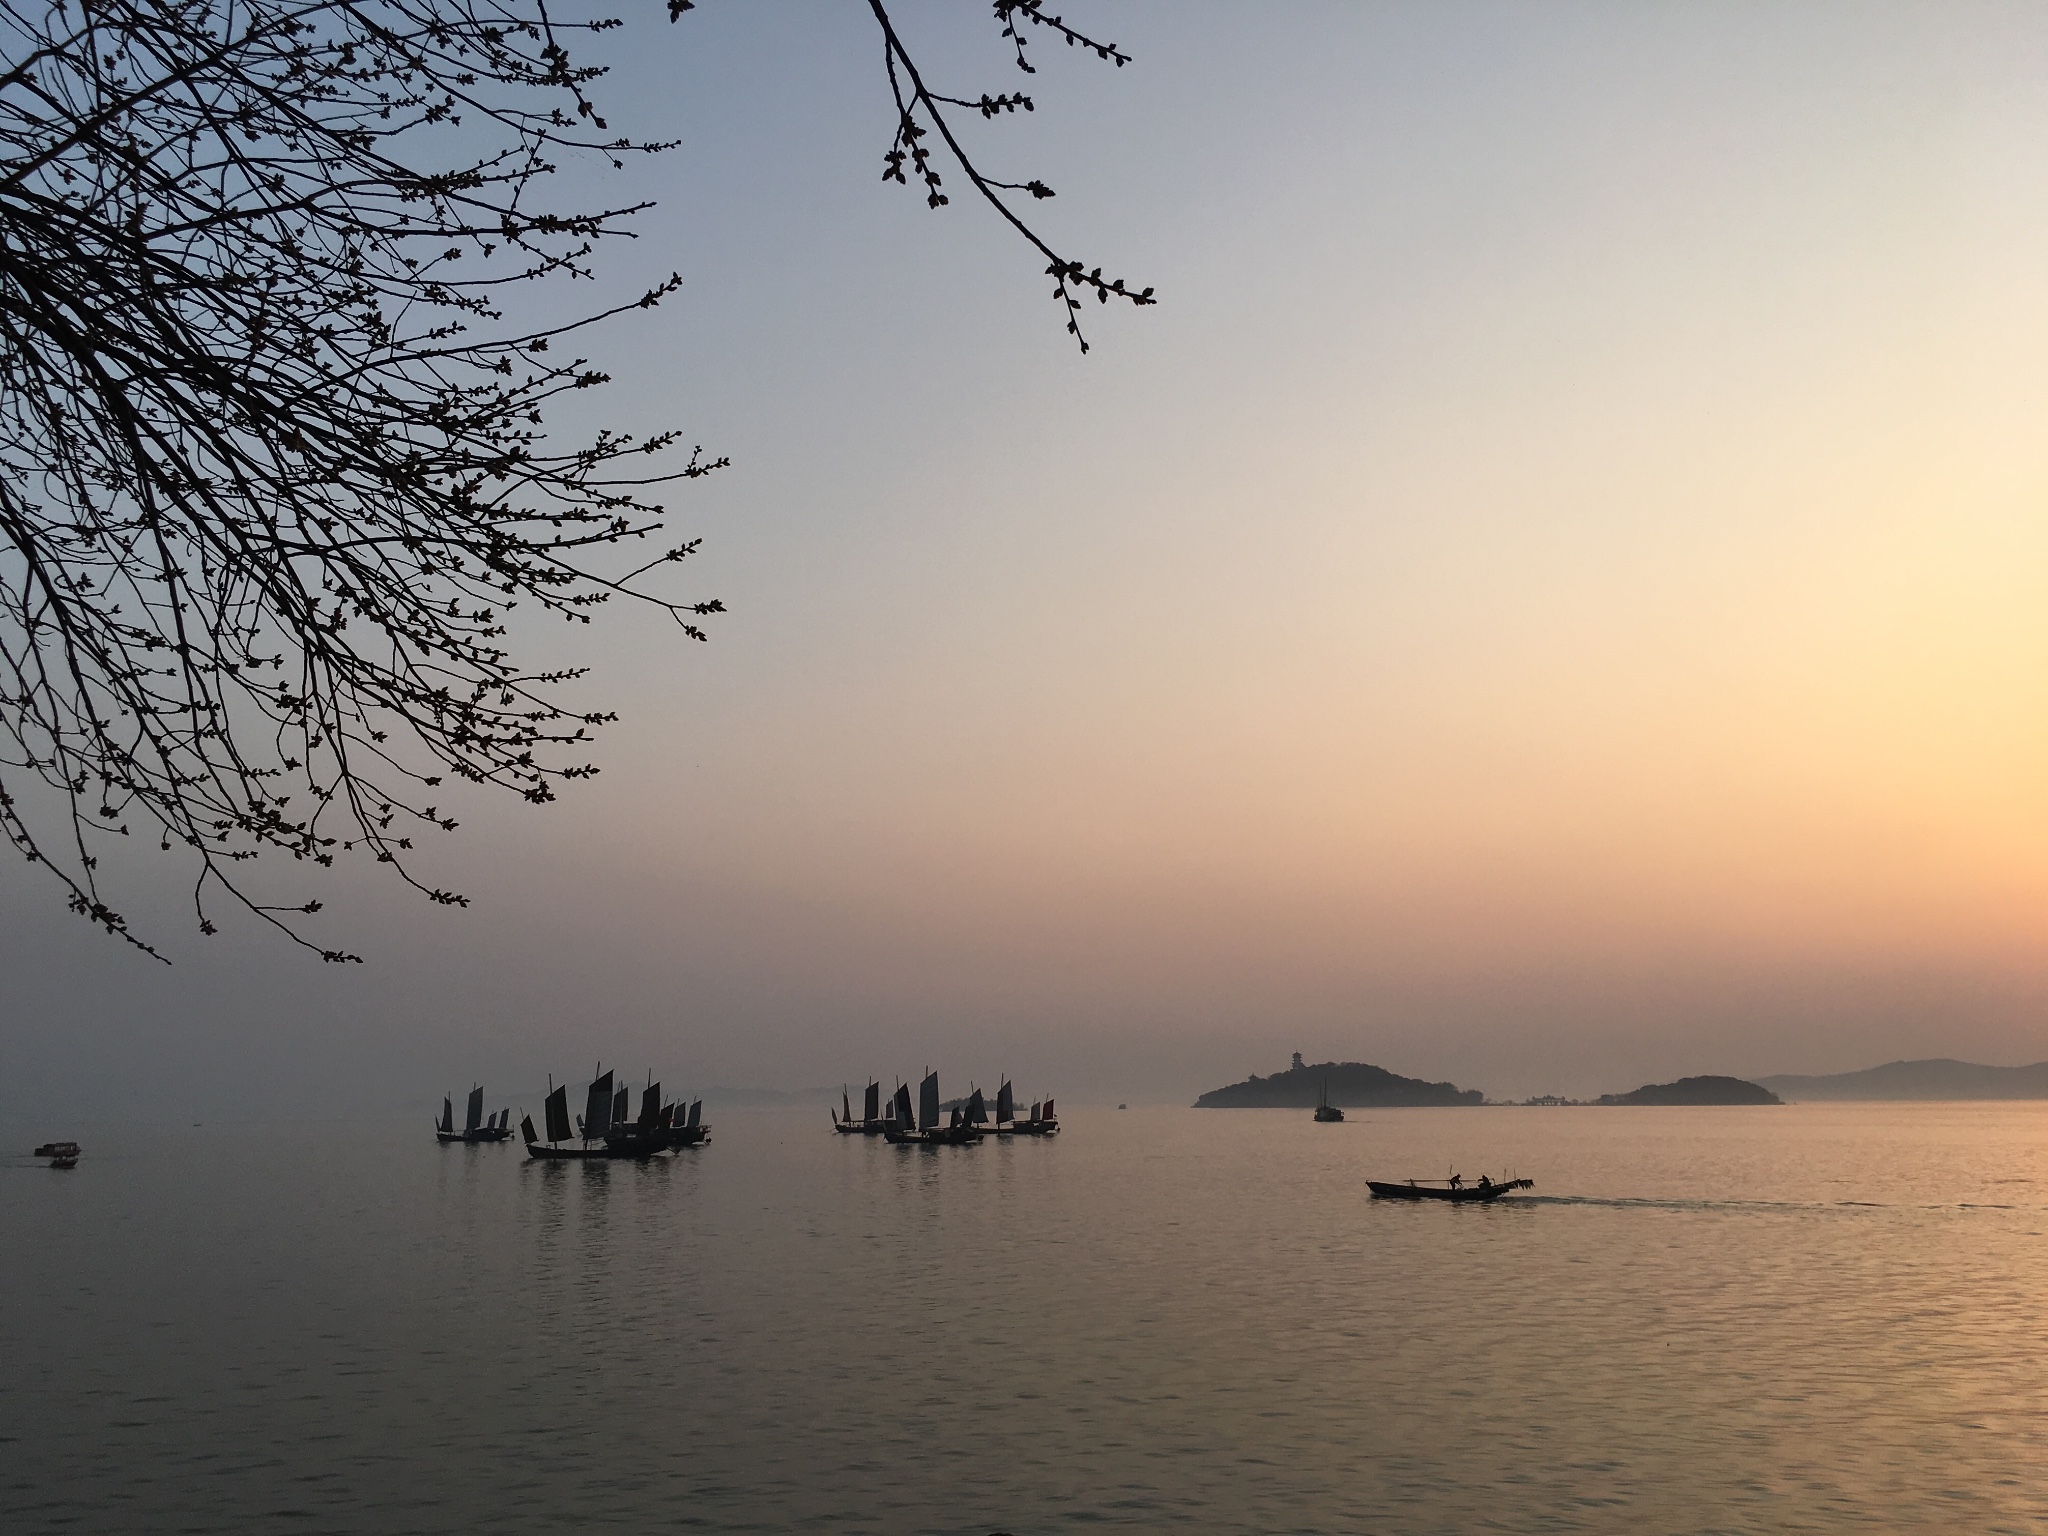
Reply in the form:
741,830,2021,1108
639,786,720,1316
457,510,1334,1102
7,1,2047,1119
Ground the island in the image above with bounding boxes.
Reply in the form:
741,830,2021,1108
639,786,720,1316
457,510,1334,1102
1595,1075,1781,1106
1194,1053,1483,1108
1755,1059,2048,1101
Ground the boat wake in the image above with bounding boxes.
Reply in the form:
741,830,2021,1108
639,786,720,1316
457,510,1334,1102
1520,1194,2048,1214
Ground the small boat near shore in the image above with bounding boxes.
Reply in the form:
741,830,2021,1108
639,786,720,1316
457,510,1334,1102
1368,1174,1533,1203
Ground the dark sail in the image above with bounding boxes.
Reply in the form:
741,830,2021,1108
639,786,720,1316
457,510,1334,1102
843,1087,854,1124
919,1071,940,1133
996,1080,1014,1125
1043,1097,1056,1121
545,1084,573,1143
641,1082,662,1127
864,1081,881,1122
439,1096,454,1134
1030,1100,1041,1123
584,1069,615,1140
466,1085,485,1133
612,1084,629,1128
965,1087,988,1125
893,1082,913,1126
687,1099,702,1129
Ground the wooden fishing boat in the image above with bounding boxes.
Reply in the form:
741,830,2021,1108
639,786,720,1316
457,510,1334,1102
666,1098,710,1148
832,1081,885,1135
1367,1174,1533,1203
1003,1095,1059,1137
436,1085,515,1143
991,1078,1056,1136
34,1140,80,1168
1314,1076,1344,1123
883,1071,983,1145
523,1067,677,1159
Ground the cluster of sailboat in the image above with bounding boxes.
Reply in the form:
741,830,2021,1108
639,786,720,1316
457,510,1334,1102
436,1086,515,1144
832,1072,1059,1145
437,1067,1062,1158
433,1067,708,1159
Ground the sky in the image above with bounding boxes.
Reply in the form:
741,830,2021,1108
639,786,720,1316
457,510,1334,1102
6,0,2048,1114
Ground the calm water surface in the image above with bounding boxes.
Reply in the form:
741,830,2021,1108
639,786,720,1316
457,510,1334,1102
4,1104,2047,1534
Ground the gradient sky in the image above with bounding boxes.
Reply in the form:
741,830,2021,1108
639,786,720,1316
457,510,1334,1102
6,1,2048,1113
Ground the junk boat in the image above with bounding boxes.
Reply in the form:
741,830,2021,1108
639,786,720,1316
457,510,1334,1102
883,1071,982,1146
832,1081,884,1135
522,1066,703,1160
1367,1173,1533,1203
33,1141,80,1168
1314,1076,1344,1123
1003,1093,1059,1137
668,1097,709,1148
437,1085,515,1144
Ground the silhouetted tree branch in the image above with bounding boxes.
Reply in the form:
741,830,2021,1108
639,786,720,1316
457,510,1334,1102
865,0,1154,351
0,0,1144,960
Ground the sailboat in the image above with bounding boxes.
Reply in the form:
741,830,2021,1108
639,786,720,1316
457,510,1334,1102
601,1074,672,1158
437,1084,515,1143
1006,1094,1060,1137
522,1065,676,1159
831,1080,885,1135
1314,1076,1344,1123
667,1097,710,1148
523,1071,605,1160
883,1070,982,1145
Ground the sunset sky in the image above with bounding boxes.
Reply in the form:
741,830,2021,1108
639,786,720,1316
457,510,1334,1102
6,1,2048,1112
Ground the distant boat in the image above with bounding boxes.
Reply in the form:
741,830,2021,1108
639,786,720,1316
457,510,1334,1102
883,1070,982,1145
33,1140,79,1168
437,1085,514,1143
992,1080,1059,1137
832,1080,884,1136
1005,1095,1059,1137
1314,1076,1344,1123
1367,1173,1533,1203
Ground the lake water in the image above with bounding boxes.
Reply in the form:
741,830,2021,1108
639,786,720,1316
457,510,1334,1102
4,1103,2046,1534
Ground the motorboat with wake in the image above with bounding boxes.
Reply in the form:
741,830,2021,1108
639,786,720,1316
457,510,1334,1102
1367,1172,1533,1203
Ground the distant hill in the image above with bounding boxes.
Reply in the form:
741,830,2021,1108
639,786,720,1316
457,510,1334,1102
1194,1057,1482,1108
1596,1075,1781,1106
1756,1059,2048,1102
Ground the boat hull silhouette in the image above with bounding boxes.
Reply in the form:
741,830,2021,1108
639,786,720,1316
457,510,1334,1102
1368,1178,1533,1204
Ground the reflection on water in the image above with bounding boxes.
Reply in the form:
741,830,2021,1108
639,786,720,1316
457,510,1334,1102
4,1104,2047,1534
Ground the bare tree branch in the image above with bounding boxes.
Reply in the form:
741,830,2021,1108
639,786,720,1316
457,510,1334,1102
2,0,1142,960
